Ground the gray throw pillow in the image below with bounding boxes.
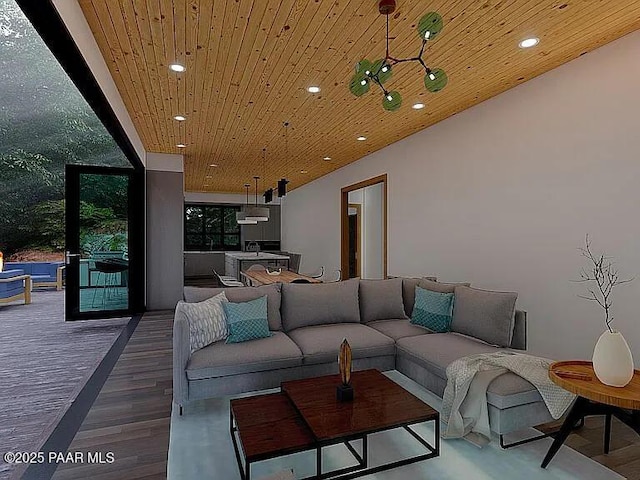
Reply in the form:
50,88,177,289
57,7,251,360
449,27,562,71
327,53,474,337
177,292,228,353
183,284,282,331
419,278,471,294
451,285,517,347
359,278,406,323
281,278,360,332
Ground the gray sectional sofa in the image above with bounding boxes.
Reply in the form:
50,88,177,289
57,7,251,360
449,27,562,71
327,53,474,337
173,277,553,439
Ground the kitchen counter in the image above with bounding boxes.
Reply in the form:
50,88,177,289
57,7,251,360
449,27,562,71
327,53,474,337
184,251,226,278
224,252,290,260
224,252,290,281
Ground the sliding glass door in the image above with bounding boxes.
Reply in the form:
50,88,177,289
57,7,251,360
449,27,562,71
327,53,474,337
65,165,144,320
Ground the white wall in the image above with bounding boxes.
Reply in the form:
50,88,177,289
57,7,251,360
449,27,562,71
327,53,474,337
52,0,146,164
146,152,183,173
282,31,640,361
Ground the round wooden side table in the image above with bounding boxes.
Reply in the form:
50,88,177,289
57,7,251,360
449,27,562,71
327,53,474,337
542,360,640,468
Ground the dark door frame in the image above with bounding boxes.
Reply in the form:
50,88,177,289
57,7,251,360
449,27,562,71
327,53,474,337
65,165,145,320
341,174,388,279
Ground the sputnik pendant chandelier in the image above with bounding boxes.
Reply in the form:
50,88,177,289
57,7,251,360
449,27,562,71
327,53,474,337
349,0,448,111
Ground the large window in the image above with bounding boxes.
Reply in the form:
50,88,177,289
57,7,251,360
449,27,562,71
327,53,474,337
184,204,241,251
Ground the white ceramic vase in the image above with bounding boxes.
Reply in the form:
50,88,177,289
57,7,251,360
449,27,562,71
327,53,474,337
592,330,634,387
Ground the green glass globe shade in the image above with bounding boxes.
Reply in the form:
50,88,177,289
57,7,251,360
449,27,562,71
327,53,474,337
417,12,444,40
349,73,370,96
424,68,448,92
382,91,402,111
355,59,373,76
371,59,393,84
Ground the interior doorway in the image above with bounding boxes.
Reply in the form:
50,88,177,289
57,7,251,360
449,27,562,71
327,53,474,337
347,204,361,278
341,175,387,280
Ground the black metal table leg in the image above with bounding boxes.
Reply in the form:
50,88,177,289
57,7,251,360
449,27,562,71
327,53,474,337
362,435,367,467
604,413,612,454
542,396,590,468
316,445,322,479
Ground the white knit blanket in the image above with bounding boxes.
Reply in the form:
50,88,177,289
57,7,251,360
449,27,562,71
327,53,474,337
441,352,575,445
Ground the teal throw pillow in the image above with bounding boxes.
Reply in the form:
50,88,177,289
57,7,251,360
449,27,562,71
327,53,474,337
410,286,454,333
223,295,272,343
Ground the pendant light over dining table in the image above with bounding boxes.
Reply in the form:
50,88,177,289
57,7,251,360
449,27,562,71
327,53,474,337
244,176,270,222
236,183,258,225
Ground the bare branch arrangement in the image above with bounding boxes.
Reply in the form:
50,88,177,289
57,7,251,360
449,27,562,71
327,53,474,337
575,234,633,333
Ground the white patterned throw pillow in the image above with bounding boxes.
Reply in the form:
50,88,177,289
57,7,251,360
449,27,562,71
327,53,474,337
182,292,229,353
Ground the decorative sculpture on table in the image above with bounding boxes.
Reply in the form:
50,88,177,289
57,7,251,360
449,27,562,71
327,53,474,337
576,234,635,387
337,338,354,401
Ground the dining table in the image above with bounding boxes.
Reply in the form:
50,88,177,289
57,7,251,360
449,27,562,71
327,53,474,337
241,269,322,286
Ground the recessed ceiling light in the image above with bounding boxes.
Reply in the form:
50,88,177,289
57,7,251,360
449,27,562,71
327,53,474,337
169,63,186,72
307,86,320,93
206,175,212,178
519,37,539,49
174,115,186,121
176,144,186,148
357,136,367,141
323,156,331,160
412,103,425,110
300,170,308,174
209,163,218,167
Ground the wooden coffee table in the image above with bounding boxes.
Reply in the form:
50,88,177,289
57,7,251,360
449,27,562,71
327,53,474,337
541,360,640,468
230,369,439,480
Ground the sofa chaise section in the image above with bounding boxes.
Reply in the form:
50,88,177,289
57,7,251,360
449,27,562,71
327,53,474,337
395,318,554,436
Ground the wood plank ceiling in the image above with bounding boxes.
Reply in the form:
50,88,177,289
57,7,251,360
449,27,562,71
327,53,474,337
78,0,640,193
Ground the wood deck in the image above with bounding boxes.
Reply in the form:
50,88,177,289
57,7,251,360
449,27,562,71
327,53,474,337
0,291,130,480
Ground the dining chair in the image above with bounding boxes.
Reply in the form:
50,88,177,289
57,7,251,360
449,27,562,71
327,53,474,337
243,264,267,286
306,265,324,279
288,253,302,273
326,269,342,283
213,268,239,282
213,269,244,288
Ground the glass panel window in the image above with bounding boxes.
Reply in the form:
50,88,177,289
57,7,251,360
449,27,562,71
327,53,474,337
184,204,241,251
185,206,204,234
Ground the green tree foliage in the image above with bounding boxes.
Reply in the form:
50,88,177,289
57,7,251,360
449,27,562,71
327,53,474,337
25,199,66,251
0,0,131,256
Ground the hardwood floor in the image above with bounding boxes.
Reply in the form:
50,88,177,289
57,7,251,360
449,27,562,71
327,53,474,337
541,415,640,479
52,310,173,480
52,307,639,479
